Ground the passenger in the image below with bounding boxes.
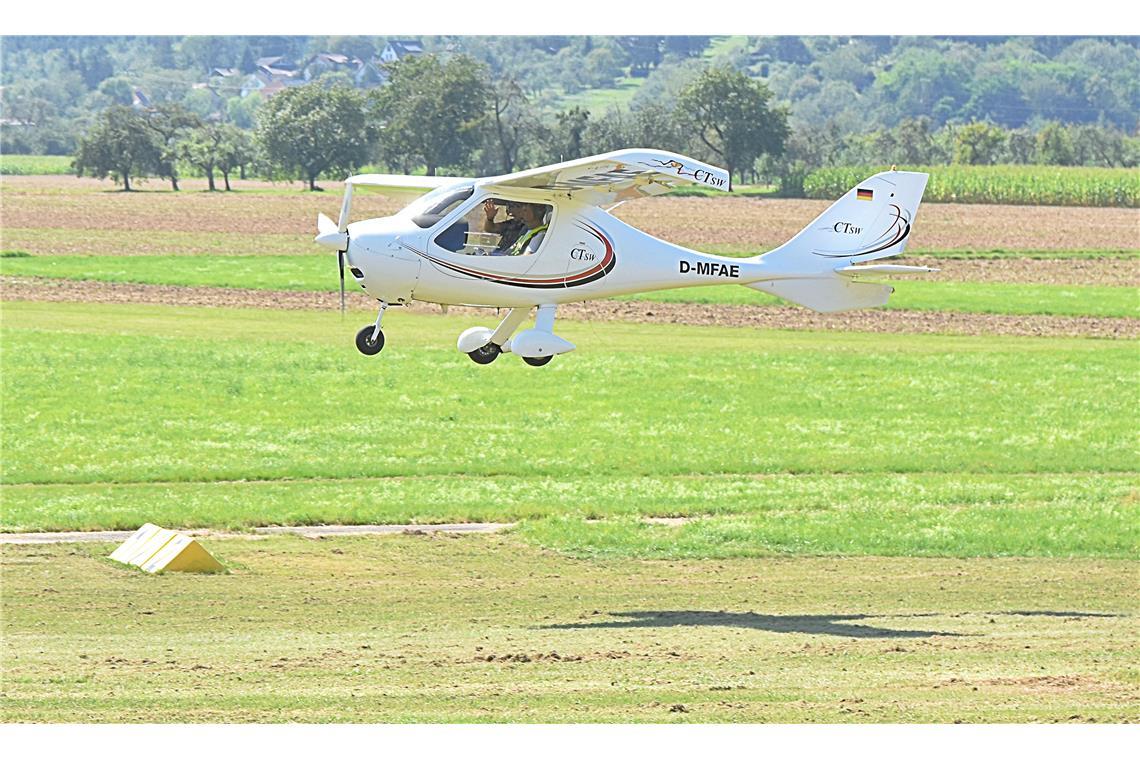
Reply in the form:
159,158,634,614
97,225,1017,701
504,202,548,256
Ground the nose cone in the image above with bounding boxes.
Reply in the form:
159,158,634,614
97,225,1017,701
315,213,348,250
315,229,348,250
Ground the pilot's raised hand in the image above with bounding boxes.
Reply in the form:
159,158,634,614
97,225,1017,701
482,199,498,220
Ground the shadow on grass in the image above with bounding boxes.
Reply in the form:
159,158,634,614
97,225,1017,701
541,610,965,638
999,610,1124,618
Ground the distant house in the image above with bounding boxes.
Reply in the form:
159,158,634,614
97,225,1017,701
379,40,424,64
256,55,299,73
303,53,362,82
210,67,241,79
353,59,387,88
241,69,305,99
131,89,152,110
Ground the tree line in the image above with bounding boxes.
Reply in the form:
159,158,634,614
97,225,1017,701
72,58,788,191
72,54,1138,194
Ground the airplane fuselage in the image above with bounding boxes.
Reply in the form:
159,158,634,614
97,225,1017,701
343,190,778,309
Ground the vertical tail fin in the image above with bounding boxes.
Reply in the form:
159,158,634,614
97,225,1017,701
760,170,929,271
744,171,930,313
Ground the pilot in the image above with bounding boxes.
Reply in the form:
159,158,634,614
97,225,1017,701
503,201,548,256
480,199,525,251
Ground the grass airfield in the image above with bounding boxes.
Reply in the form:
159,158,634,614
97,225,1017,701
1,175,1137,722
2,302,1137,722
3,536,1137,723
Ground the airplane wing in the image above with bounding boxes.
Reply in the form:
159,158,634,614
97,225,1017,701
345,173,474,192
480,149,730,205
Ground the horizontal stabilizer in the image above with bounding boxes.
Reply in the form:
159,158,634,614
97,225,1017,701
747,276,894,313
836,264,939,278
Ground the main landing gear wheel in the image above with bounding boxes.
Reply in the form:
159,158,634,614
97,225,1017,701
522,355,553,367
468,343,501,365
355,325,385,355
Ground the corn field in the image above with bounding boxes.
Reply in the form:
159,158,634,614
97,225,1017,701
0,155,75,176
803,165,1140,208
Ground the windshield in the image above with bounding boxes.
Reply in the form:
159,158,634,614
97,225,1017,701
404,185,475,228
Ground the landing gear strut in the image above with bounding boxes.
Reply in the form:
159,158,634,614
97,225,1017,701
356,302,387,355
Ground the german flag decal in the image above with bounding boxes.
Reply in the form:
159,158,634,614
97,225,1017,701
856,188,874,201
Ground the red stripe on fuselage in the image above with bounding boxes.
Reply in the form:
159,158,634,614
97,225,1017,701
419,220,615,287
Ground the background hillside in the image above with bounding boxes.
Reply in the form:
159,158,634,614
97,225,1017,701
4,35,1137,155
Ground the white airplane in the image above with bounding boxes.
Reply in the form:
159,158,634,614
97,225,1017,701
314,149,933,366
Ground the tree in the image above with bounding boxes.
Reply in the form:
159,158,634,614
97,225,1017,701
180,122,254,191
143,103,201,191
74,105,162,191
215,125,254,190
677,67,789,188
256,83,373,190
78,46,114,89
372,54,489,176
953,121,1006,165
180,122,224,191
483,76,537,174
553,106,590,161
1037,121,1075,165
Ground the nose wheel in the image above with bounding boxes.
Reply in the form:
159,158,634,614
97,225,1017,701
355,302,387,355
355,325,385,355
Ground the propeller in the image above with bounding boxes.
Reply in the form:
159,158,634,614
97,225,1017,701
315,212,349,315
314,184,355,315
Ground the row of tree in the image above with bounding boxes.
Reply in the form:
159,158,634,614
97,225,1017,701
75,104,253,191
74,57,789,191
73,54,1138,194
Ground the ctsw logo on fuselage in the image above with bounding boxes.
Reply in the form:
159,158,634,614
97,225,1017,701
679,260,739,277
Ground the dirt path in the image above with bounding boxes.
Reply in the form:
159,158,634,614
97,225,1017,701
0,523,513,544
4,276,1136,339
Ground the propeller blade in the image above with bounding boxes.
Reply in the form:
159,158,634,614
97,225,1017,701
338,249,346,315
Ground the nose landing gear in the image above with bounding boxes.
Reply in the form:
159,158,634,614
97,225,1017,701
355,302,388,355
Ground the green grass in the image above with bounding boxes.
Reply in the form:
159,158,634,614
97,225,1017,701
554,76,646,113
4,474,1135,559
2,302,1136,558
3,538,1137,722
0,154,73,175
623,280,1140,318
5,253,1137,317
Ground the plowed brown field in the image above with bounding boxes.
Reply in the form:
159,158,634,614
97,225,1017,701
3,175,1137,252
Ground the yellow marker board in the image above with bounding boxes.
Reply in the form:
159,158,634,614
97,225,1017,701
109,524,224,574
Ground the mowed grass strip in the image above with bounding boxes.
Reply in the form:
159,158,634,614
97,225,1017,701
3,302,1135,488
3,474,1135,559
3,537,1138,722
4,254,1137,317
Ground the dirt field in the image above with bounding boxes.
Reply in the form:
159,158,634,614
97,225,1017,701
4,175,1138,252
2,535,1136,723
4,276,1136,339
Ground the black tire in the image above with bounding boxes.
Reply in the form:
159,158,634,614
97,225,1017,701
522,354,553,367
355,325,385,355
467,343,501,365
